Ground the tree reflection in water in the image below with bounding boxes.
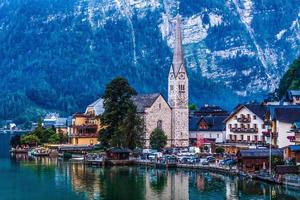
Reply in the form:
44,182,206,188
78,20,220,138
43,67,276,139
149,169,167,193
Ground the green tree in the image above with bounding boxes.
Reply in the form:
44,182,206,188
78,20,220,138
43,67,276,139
21,134,40,146
39,128,56,143
32,117,45,141
279,55,300,97
119,105,144,149
203,145,209,152
150,128,167,150
189,104,197,111
58,128,68,144
48,134,60,144
99,77,143,149
215,146,225,154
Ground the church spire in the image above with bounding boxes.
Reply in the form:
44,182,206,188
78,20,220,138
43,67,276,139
172,15,184,77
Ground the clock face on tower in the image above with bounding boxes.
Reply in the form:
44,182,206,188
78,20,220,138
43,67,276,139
177,95,186,106
169,73,174,80
178,73,185,80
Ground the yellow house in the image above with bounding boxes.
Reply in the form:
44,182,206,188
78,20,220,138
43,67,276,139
69,98,104,145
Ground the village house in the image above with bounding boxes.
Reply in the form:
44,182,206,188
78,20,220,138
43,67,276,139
266,105,300,148
69,98,104,145
283,122,300,165
189,115,227,152
223,104,268,154
285,90,300,105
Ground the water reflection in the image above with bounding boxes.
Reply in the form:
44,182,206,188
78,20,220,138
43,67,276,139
4,157,300,200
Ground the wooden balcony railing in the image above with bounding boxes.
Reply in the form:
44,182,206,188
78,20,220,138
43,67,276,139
237,117,251,123
230,128,258,133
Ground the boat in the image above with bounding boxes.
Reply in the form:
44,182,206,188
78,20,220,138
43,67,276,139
70,154,84,162
28,147,50,157
10,148,29,154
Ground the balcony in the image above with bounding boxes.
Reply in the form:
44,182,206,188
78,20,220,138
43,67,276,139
225,139,266,145
287,136,296,142
230,128,258,133
262,131,277,137
237,117,251,123
70,133,98,138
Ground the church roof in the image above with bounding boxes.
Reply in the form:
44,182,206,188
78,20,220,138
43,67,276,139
171,15,185,77
132,93,161,113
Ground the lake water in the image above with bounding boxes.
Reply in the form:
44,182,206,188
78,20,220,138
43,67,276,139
0,133,10,157
0,157,300,200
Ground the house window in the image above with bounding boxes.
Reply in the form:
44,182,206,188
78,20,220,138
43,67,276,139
170,85,174,91
254,124,257,129
247,114,250,119
217,134,219,138
157,120,162,129
247,124,250,129
235,115,238,120
229,124,232,129
247,136,250,141
241,135,244,141
209,133,212,138
234,124,237,128
253,115,256,120
254,135,258,142
234,135,237,141
159,103,161,109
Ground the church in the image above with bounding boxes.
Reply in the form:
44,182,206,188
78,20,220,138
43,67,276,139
132,15,189,148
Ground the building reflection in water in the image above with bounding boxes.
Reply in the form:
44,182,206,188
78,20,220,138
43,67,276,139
69,163,101,200
9,157,300,200
145,169,189,200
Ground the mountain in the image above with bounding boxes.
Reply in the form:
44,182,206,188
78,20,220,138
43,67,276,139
0,0,300,123
278,55,300,97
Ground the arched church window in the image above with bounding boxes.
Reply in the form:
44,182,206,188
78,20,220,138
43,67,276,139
157,120,162,129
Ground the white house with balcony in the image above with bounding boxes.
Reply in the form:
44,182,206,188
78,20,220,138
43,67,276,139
267,105,300,148
223,104,269,153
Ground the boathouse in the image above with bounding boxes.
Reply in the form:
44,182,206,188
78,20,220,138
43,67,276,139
106,148,131,160
238,149,283,173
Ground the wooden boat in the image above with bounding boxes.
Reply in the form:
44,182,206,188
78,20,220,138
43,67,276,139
10,148,29,154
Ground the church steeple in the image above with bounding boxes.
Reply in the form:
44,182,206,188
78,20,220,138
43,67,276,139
167,14,189,147
172,15,184,77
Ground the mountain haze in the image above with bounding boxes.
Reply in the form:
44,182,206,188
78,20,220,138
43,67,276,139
0,0,300,123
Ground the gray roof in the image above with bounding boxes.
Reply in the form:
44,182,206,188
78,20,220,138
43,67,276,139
131,93,161,113
189,116,226,132
225,104,267,122
288,90,300,98
85,98,104,116
272,106,300,123
239,149,283,158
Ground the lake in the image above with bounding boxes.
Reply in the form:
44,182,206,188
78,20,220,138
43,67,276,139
0,156,300,200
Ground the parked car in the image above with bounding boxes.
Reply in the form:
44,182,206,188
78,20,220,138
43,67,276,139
206,156,215,163
225,159,237,166
201,159,209,165
220,158,231,165
187,157,200,164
